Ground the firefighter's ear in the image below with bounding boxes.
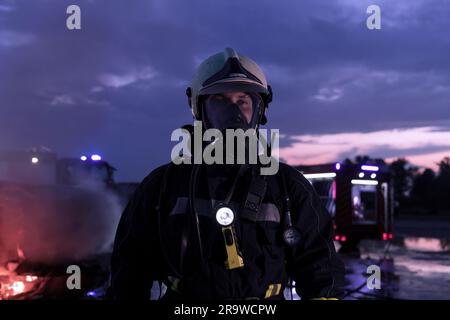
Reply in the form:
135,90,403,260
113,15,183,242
186,87,192,107
260,105,268,125
260,115,267,125
267,85,273,103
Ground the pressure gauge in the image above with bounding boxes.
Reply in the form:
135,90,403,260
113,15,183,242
283,227,301,247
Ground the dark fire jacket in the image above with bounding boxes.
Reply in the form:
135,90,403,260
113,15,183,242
110,162,345,300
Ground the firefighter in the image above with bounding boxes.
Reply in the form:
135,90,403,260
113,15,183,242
109,48,345,300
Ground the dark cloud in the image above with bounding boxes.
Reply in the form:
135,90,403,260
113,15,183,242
1,0,450,180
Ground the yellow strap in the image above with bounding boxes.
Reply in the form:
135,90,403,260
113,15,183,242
264,283,282,299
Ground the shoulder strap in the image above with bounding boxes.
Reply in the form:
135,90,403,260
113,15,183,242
239,165,268,221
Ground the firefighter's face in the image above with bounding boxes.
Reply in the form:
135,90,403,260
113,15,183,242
202,91,261,131
219,92,253,123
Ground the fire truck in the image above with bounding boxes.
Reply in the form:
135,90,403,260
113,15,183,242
296,162,394,249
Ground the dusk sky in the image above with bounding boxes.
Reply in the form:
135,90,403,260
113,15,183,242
1,0,450,181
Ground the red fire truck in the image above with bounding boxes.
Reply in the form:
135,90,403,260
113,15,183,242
296,162,394,249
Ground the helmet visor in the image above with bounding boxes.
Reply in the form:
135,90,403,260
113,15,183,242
202,92,263,131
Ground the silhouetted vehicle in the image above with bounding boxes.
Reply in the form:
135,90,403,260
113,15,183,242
296,162,394,250
0,149,116,188
0,149,122,299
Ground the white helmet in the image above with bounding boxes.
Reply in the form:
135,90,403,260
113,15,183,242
186,48,272,126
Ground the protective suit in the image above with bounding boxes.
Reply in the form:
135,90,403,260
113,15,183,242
110,48,345,300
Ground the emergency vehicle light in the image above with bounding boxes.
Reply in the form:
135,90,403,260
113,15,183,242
91,154,102,161
361,165,379,172
304,172,337,179
351,179,379,186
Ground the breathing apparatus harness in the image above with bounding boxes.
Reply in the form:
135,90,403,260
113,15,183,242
156,130,302,299
157,168,300,279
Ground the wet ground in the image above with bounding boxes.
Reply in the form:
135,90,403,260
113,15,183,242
281,238,450,300
341,217,450,300
281,217,450,300
341,240,450,300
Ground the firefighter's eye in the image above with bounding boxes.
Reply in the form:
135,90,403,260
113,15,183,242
212,94,224,100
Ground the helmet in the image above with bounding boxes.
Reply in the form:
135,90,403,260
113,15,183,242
186,48,272,127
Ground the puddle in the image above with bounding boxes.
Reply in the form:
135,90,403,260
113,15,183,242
403,237,450,252
340,239,450,299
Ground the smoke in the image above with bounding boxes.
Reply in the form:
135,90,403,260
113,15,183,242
0,179,123,265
